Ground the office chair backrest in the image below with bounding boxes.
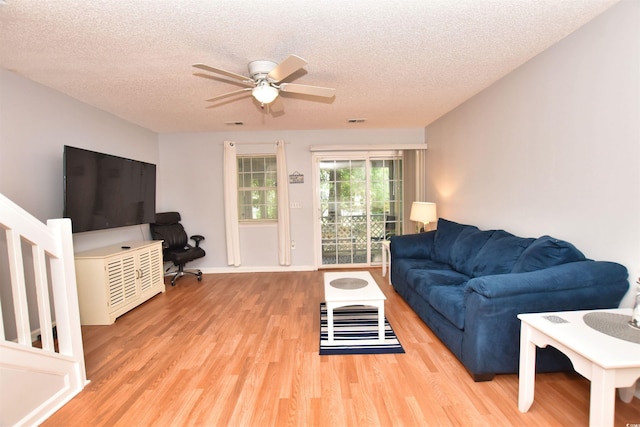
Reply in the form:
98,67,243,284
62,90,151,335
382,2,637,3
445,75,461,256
151,212,188,249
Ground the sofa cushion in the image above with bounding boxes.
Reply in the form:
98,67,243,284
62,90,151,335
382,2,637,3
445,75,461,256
429,285,466,329
393,257,449,278
512,235,586,273
449,227,494,276
471,230,535,277
433,218,468,265
407,269,470,301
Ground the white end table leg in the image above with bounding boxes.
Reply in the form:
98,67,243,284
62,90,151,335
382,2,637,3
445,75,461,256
327,303,335,344
589,366,616,427
518,323,537,412
382,241,391,284
378,302,385,342
382,243,387,277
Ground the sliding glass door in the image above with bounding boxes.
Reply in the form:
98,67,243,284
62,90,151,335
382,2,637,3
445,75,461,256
316,155,402,267
370,158,403,263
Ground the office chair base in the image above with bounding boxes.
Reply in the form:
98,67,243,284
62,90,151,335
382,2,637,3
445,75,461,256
165,267,202,286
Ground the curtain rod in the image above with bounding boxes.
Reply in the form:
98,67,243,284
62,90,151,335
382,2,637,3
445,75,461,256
309,143,427,152
223,141,288,145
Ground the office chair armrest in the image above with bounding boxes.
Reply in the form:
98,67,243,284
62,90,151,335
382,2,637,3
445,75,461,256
191,235,205,247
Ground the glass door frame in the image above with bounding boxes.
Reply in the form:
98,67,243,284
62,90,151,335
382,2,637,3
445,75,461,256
312,150,403,269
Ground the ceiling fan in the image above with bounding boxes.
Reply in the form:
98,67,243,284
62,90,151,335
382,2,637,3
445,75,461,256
193,54,336,107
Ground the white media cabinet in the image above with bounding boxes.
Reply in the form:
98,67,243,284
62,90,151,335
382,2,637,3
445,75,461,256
74,240,165,325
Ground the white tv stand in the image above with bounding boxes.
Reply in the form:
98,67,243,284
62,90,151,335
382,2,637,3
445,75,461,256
74,240,165,325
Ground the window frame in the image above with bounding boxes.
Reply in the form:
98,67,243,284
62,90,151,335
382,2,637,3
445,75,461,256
237,154,278,223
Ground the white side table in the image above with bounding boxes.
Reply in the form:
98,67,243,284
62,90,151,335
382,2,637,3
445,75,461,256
381,240,391,284
518,308,640,427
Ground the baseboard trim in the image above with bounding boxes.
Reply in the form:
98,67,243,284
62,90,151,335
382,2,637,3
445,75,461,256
200,265,317,274
15,323,58,344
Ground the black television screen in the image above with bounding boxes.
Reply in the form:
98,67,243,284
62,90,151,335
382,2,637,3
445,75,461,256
63,145,156,233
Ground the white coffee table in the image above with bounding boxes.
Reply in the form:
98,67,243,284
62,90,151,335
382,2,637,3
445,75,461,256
518,308,640,427
324,271,387,344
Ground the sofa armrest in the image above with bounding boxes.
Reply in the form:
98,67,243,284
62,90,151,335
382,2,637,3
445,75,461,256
465,261,628,299
461,260,628,377
390,231,436,259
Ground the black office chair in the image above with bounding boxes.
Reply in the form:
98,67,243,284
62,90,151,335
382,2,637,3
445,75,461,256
150,212,205,286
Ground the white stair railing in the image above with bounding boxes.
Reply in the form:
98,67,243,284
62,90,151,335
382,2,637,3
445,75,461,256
0,192,87,426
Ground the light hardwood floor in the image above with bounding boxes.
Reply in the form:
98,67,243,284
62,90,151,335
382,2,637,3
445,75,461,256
43,269,639,426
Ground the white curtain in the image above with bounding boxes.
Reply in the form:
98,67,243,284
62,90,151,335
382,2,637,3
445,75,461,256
223,141,241,266
415,149,428,201
276,140,291,266
403,149,428,232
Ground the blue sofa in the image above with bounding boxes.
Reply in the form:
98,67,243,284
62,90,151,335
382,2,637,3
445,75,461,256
390,218,629,381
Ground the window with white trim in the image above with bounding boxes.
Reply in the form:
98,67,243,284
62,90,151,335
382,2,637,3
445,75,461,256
237,155,278,221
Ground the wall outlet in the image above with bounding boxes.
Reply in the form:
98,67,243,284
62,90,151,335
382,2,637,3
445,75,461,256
290,240,296,249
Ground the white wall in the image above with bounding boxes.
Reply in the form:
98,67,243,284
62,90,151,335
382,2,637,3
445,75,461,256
425,0,640,306
0,70,160,252
158,129,425,271
0,70,160,338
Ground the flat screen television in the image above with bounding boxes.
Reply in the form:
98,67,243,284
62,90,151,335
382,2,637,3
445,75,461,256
63,145,156,233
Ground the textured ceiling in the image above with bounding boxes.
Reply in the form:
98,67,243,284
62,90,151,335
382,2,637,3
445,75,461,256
0,0,618,133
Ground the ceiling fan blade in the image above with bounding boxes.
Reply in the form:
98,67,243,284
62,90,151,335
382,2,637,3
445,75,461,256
205,88,252,102
267,55,308,83
193,63,251,82
279,83,336,98
193,72,254,88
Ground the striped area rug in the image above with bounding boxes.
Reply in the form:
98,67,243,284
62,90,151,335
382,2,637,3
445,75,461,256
319,303,405,355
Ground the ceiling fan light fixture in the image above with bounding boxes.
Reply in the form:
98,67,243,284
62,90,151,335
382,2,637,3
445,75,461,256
252,82,279,104
194,54,335,109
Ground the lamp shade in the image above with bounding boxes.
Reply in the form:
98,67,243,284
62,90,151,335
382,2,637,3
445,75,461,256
252,82,279,104
409,202,437,224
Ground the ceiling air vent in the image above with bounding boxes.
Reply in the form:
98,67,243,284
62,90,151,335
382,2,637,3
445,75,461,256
224,121,244,126
347,118,367,124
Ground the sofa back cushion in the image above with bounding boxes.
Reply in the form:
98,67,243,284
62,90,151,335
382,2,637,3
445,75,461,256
471,230,534,277
433,218,468,264
449,227,494,276
512,235,585,273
